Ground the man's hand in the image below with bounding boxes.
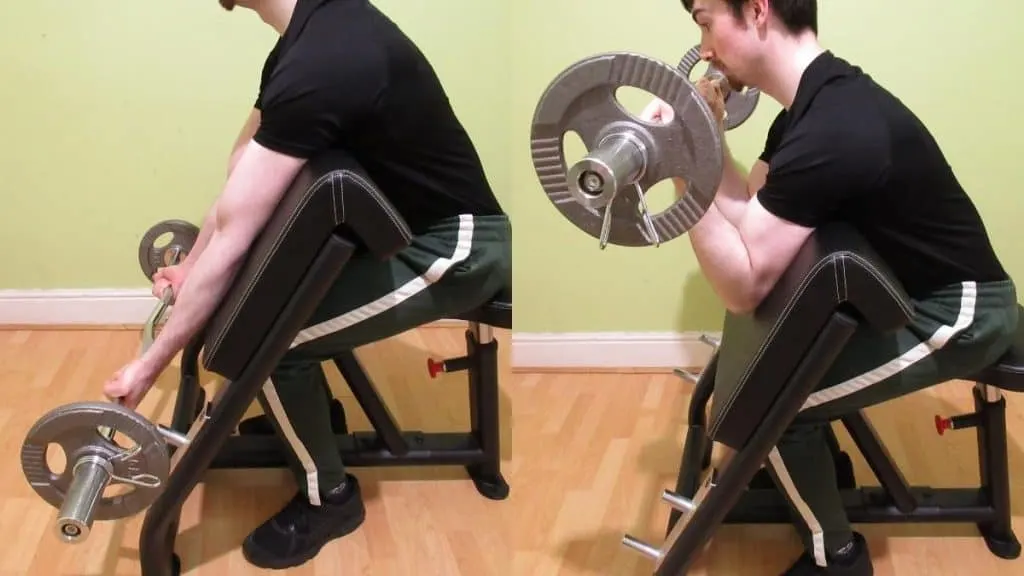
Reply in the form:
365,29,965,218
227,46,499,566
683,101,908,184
695,76,727,132
152,265,189,300
640,76,726,130
103,358,159,410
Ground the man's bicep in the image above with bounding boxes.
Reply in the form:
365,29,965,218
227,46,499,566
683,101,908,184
228,108,262,175
741,196,816,305
747,159,769,197
218,141,307,241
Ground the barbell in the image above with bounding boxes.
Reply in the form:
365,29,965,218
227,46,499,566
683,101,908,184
530,45,760,249
20,219,198,544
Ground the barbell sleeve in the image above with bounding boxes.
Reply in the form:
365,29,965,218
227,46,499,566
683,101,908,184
567,130,648,209
55,456,112,544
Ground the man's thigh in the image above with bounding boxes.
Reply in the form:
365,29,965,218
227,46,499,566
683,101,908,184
283,213,510,360
794,279,1018,423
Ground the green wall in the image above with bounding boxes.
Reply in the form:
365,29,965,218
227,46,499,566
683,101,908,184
2,1,1021,334
0,0,509,289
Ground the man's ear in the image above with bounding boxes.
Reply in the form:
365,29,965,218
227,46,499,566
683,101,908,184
748,0,770,25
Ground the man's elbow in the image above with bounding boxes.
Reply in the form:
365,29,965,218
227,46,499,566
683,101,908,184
723,292,761,316
723,277,774,316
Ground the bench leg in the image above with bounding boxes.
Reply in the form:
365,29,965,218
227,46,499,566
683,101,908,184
465,322,509,500
667,352,718,535
974,383,1021,559
637,311,859,575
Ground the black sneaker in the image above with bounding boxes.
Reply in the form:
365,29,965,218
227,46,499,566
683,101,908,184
242,474,366,570
782,532,873,575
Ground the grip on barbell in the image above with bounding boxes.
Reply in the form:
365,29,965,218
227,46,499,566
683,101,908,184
55,456,113,544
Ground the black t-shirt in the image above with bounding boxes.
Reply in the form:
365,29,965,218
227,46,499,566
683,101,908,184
253,0,504,233
756,51,1008,298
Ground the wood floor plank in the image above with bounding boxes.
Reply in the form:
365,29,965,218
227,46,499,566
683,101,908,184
0,327,1021,574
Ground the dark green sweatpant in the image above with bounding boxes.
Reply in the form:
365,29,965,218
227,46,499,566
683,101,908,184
255,214,511,505
766,279,1018,568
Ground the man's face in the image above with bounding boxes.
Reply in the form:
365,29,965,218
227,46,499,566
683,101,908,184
689,0,760,90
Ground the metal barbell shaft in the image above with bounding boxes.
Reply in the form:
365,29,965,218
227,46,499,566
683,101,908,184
141,286,175,353
55,456,112,544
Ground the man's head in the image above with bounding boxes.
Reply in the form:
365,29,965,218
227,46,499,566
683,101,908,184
219,0,237,10
681,0,818,90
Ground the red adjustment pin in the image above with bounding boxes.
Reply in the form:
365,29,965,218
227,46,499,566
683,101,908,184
427,358,444,378
934,414,952,436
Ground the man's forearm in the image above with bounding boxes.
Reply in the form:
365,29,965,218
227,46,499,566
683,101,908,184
689,203,756,313
712,141,751,226
672,142,749,226
141,231,247,373
181,129,255,270
182,202,218,270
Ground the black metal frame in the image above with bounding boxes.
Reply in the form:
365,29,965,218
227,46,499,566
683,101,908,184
661,331,1022,575
137,231,509,575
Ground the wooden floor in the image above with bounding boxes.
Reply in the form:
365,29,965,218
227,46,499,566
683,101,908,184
1,327,1022,575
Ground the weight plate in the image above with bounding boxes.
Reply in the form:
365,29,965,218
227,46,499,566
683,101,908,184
20,401,170,521
678,45,760,131
137,219,199,280
531,52,724,247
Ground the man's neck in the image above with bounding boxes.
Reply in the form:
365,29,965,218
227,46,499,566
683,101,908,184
249,0,299,35
755,31,826,110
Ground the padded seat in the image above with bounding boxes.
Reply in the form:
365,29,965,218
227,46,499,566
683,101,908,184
201,150,413,380
969,303,1024,392
456,285,511,329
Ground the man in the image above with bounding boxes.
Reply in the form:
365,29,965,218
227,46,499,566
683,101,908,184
644,0,1018,574
103,0,510,570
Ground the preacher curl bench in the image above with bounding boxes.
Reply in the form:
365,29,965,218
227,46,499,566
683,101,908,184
22,150,511,576
150,150,512,574
621,222,1023,574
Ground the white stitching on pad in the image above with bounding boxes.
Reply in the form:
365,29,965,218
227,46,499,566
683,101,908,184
707,251,913,438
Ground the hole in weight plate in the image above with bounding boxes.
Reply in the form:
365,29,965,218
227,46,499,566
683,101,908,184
46,443,66,477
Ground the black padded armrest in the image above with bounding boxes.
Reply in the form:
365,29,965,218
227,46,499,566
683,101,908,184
708,223,915,449
201,150,413,380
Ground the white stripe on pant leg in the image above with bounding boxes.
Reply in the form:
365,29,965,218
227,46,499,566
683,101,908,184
289,214,476,349
768,447,827,567
262,379,322,506
801,281,977,411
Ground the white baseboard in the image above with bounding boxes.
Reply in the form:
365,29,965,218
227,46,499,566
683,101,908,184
0,288,159,325
511,331,719,370
0,289,716,371
0,288,464,328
